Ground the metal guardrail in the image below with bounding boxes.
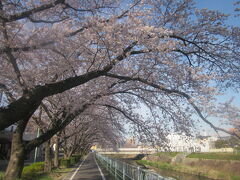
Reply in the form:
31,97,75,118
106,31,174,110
95,153,175,180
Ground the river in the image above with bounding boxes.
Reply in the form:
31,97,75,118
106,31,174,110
152,167,213,180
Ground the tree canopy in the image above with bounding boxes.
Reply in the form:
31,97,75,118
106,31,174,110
0,0,239,142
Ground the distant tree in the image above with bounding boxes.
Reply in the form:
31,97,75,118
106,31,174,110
215,136,240,150
59,109,122,158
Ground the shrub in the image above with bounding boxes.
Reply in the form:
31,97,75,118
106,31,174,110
0,172,4,180
69,157,77,165
60,159,70,168
74,156,80,162
72,155,82,162
22,162,45,180
22,162,44,175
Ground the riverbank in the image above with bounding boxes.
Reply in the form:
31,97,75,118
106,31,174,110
107,152,240,180
137,152,240,180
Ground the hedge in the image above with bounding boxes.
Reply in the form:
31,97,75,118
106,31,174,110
60,159,71,168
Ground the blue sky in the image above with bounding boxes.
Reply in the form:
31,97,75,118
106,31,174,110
131,0,240,137
195,0,239,26
194,0,240,136
195,0,240,106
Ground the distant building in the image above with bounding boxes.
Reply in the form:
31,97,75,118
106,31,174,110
166,133,218,152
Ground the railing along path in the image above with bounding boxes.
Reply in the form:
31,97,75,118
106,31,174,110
95,153,175,180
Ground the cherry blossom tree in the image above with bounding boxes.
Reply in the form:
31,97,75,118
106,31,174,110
0,0,239,130
0,0,240,179
206,99,240,136
4,82,126,179
59,112,122,158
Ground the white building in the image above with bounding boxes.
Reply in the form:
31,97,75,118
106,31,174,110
166,134,218,152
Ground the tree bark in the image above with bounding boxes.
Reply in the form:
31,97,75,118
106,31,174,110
63,138,68,159
4,130,26,180
44,140,52,172
67,149,74,158
54,136,59,167
63,154,67,159
0,66,112,130
63,149,68,159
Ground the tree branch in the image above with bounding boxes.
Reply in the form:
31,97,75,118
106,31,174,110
1,0,65,22
105,73,240,139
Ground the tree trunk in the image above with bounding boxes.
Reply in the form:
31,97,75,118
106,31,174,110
4,130,25,180
63,149,68,159
54,136,59,167
67,148,74,158
0,63,114,131
63,149,69,159
44,140,52,172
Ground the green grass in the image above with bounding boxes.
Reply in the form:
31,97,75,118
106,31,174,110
52,167,75,173
0,170,52,180
155,152,179,157
23,173,53,180
0,162,53,180
230,175,240,180
137,159,240,180
0,156,81,180
187,152,240,161
1,155,82,180
0,172,4,180
137,160,176,171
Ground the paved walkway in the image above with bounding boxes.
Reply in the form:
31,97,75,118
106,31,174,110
64,153,109,180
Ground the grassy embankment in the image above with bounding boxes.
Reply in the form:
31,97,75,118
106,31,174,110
187,152,240,161
137,152,240,180
155,152,179,157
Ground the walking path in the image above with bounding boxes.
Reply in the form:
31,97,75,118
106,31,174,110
64,153,109,180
